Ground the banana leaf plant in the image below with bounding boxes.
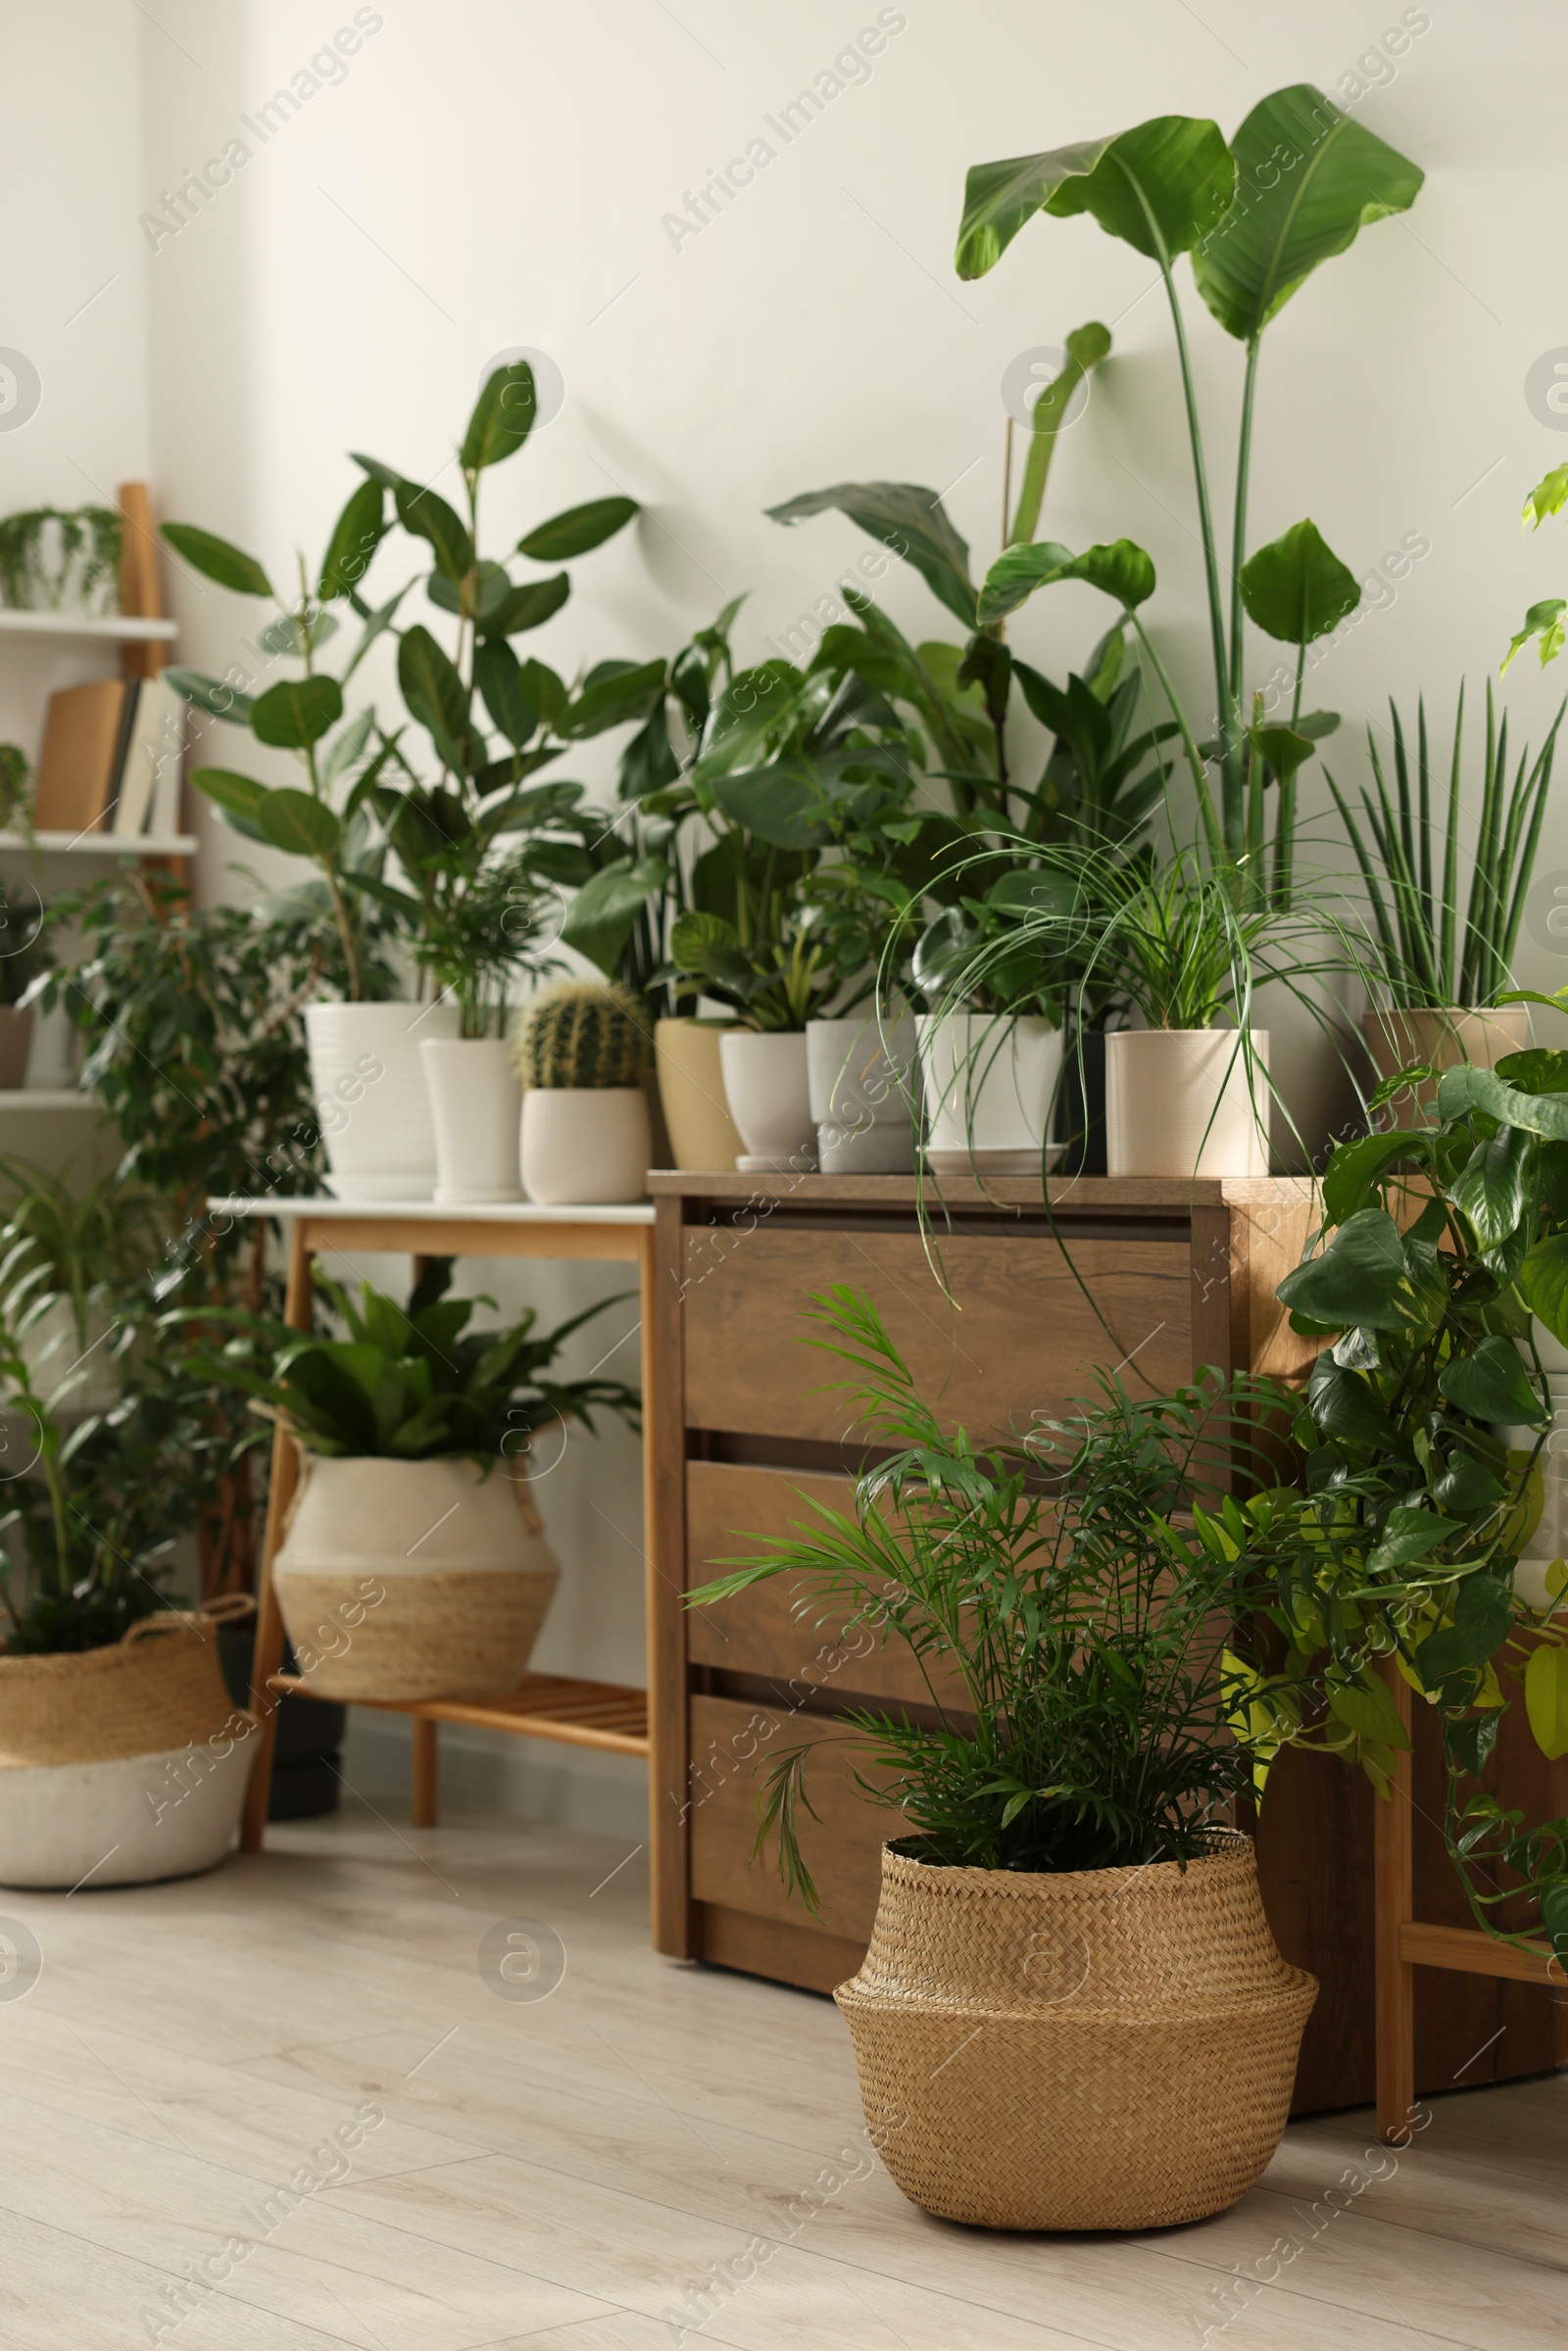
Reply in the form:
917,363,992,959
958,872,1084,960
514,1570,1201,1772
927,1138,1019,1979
1238,1039,1568,1965
163,363,641,1015
956,87,1424,906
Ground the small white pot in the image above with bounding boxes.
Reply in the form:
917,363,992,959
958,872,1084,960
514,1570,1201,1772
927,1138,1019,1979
719,1031,816,1173
916,1013,1062,1175
1105,1029,1269,1180
520,1089,650,1204
306,1001,461,1202
420,1038,522,1205
808,1014,917,1175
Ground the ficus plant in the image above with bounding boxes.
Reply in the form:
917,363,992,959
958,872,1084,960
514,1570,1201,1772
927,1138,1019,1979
1237,1041,1568,1962
955,85,1424,906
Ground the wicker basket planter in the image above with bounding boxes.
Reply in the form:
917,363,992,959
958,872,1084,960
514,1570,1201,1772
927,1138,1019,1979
0,1604,255,1888
272,1451,561,1702
837,1835,1315,2231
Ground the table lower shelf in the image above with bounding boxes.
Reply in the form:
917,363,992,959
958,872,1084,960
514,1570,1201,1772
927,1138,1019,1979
270,1669,650,1757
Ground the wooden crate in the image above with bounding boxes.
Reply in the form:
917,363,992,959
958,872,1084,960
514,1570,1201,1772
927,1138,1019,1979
649,1169,1568,2111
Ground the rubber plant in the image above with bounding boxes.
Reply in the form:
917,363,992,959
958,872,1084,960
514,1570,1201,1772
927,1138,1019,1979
955,88,1423,906
1227,1035,1568,1965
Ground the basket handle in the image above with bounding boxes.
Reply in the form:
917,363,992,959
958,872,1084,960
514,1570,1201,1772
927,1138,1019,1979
122,1592,256,1647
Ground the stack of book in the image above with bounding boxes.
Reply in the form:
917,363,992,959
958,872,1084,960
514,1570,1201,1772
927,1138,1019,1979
29,675,184,838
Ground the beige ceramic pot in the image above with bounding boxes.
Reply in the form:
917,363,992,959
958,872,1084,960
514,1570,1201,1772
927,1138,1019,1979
519,1087,650,1204
1363,1004,1529,1118
655,1018,743,1172
1105,1029,1269,1180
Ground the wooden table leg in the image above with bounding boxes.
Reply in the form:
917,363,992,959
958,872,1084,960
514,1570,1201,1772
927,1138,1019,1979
412,1716,439,1827
1375,1653,1416,2142
241,1220,314,1854
638,1219,662,1943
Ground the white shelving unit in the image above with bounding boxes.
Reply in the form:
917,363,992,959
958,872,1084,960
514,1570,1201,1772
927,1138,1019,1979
0,1091,99,1112
0,611,177,644
0,831,199,857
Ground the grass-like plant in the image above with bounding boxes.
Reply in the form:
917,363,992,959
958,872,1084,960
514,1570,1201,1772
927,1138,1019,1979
690,1287,1280,1905
1325,683,1565,1009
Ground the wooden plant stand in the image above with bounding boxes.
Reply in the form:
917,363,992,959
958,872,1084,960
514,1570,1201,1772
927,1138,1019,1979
209,1198,658,1854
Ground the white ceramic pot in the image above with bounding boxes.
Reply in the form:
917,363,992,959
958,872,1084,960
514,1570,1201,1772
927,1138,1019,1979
807,1014,917,1175
655,1018,743,1172
273,1453,562,1701
419,1037,522,1204
0,1739,253,1888
719,1030,816,1174
306,1001,461,1202
1105,1029,1269,1180
520,1088,650,1205
915,1012,1062,1175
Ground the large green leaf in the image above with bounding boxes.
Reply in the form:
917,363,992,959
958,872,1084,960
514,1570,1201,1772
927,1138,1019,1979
977,538,1154,628
187,767,270,843
250,675,343,750
482,574,569,637
1526,1645,1568,1761
473,637,536,751
318,478,386,602
1520,1233,1568,1347
257,789,342,860
1192,85,1423,342
1245,721,1316,790
517,497,639,563
1326,1666,1409,1750
1417,1570,1513,1686
1276,1206,1409,1331
1306,1355,1402,1451
1438,1337,1545,1427
710,760,830,851
393,481,474,585
766,483,975,629
398,624,470,762
566,659,666,739
1010,320,1112,546
1239,519,1359,645
161,523,272,599
1437,1064,1568,1142
1449,1125,1537,1251
1320,1131,1426,1228
956,115,1235,279
460,360,537,471
559,855,669,976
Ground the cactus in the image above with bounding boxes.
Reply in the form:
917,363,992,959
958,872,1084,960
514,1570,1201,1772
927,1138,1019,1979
513,980,651,1090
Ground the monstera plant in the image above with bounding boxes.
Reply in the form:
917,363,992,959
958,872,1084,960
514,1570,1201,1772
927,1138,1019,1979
1239,1037,1568,1962
955,87,1424,906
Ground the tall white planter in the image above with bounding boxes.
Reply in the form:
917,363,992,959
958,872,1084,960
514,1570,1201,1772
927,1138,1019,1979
916,1013,1061,1175
306,1002,461,1202
519,1089,650,1204
719,1031,816,1173
420,1038,522,1204
1105,1029,1269,1180
808,1014,916,1175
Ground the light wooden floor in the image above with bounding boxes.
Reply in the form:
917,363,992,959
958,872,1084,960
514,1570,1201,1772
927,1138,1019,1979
1,1797,1562,2351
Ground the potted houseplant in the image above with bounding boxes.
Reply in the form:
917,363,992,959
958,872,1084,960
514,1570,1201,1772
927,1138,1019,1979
0,1282,255,1889
514,980,653,1205
910,884,1068,1177
1248,1043,1568,1963
690,1290,1315,2230
1326,683,1564,1111
200,1259,638,1702
0,1159,162,1415
163,361,640,1200
671,908,835,1173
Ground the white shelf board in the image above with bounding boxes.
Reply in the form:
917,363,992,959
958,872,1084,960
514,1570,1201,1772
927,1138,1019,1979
0,831,196,857
0,1091,98,1111
208,1195,656,1226
0,610,176,643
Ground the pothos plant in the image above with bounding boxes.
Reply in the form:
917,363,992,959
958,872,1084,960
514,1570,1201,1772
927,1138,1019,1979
162,363,643,1020
953,87,1424,906
1217,1037,1568,1963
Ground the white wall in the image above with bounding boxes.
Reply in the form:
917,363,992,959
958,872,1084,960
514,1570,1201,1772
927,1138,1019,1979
12,0,1568,1820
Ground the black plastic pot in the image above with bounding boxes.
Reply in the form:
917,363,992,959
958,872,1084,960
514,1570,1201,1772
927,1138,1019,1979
219,1623,346,1821
1054,1026,1108,1176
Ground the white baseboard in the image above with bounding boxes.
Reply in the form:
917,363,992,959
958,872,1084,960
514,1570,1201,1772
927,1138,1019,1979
341,1709,649,1842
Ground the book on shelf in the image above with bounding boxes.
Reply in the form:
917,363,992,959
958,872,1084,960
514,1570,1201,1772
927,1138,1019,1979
30,675,185,839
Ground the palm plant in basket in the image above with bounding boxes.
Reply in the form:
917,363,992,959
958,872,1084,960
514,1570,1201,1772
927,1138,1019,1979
688,1288,1316,2234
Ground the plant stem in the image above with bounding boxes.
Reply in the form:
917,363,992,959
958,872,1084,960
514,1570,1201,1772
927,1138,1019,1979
1157,260,1241,857
1228,338,1261,717
1131,615,1226,871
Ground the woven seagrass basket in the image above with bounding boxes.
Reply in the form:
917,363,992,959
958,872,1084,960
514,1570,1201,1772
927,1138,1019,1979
272,1450,561,1701
836,1833,1315,2231
0,1596,252,1768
